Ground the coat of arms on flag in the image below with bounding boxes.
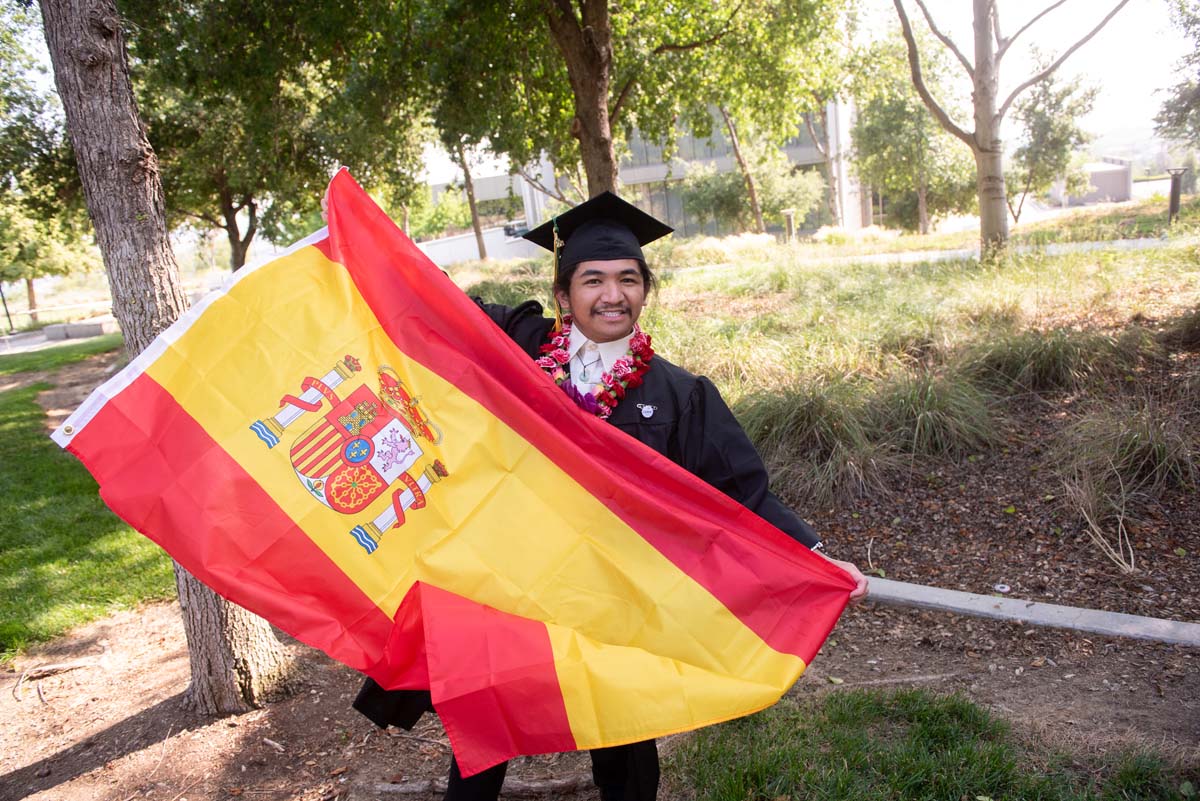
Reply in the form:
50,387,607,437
249,355,448,554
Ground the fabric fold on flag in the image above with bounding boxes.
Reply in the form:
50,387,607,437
53,168,854,776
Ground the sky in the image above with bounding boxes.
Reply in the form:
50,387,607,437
865,0,1191,152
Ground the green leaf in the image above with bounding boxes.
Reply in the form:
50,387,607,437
1176,547,1188,557
826,676,844,685
1004,505,1016,514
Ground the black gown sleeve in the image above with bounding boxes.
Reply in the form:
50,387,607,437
471,298,554,357
676,376,821,548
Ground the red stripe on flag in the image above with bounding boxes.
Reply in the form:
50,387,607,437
412,583,576,776
321,173,853,664
66,373,414,685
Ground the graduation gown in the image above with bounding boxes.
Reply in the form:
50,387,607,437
353,299,820,730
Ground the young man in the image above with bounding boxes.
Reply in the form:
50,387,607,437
354,191,868,801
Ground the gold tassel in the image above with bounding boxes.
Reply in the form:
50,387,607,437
551,220,565,332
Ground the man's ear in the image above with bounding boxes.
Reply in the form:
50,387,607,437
554,289,570,312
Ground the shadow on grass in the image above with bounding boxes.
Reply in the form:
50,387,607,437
0,385,173,659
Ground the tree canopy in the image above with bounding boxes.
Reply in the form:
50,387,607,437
1006,62,1096,223
419,0,845,199
1156,0,1200,148
120,0,428,269
852,35,975,233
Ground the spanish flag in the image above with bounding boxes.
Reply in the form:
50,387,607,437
52,169,854,776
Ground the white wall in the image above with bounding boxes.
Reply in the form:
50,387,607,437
416,227,543,267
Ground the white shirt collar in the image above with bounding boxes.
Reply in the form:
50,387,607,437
567,325,636,373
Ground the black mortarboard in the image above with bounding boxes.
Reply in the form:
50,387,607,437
523,191,674,273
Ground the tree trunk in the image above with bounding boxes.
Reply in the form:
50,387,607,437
720,106,765,234
545,0,619,196
218,176,256,271
456,142,487,260
805,107,841,227
973,0,1008,256
175,563,292,712
25,277,37,325
39,0,291,715
916,179,930,235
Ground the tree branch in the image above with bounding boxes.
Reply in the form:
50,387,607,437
911,0,974,78
996,0,1132,125
240,199,257,250
997,0,1071,60
649,0,743,56
804,112,828,161
991,0,1003,52
183,210,222,228
893,0,977,149
611,0,744,125
610,77,636,129
515,165,571,206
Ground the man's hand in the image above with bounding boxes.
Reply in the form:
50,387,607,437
819,554,869,604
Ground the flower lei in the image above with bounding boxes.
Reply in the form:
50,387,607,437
535,315,654,419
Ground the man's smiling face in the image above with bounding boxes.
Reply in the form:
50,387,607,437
555,258,647,343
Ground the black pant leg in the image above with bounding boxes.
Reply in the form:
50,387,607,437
590,740,659,801
444,757,508,801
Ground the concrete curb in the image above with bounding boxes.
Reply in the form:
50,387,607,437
868,577,1200,647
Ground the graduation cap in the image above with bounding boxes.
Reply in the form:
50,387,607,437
523,191,674,275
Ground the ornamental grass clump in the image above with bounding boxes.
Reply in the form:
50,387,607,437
1160,306,1200,352
961,327,1154,394
735,378,897,506
868,369,998,459
1054,395,1198,572
875,312,951,365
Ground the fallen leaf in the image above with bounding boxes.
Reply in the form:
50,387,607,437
1004,505,1016,514
330,766,348,777
826,676,844,685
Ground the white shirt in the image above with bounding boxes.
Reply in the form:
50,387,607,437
566,326,635,396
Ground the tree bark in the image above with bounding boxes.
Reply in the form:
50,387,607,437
217,173,256,271
720,106,765,234
972,0,1008,256
545,0,619,196
25,278,37,325
39,0,291,715
455,142,487,260
916,177,930,235
805,108,841,228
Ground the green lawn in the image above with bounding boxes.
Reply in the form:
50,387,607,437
0,336,172,662
0,332,125,376
673,689,1198,801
